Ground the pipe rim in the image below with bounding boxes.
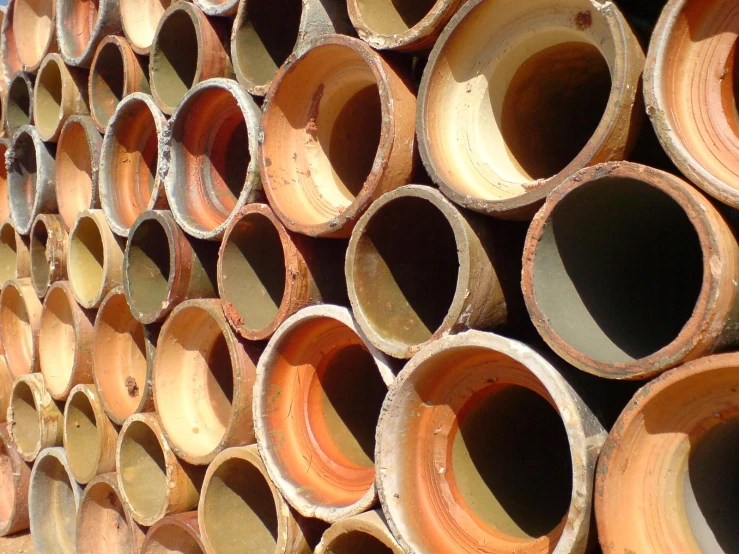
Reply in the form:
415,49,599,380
141,513,205,553
30,214,67,297
63,385,107,484
193,0,238,17
55,0,120,67
0,279,40,378
120,0,171,55
0,139,10,225
315,510,404,554
4,71,34,136
12,0,57,73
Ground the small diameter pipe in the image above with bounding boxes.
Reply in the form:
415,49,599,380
0,140,9,222
161,78,261,240
55,115,102,230
259,35,417,238
0,219,30,287
116,413,204,526
4,71,34,135
254,304,394,522
67,209,125,309
7,373,64,462
55,0,121,68
141,512,206,554
30,214,67,296
124,210,218,324
0,279,42,377
32,53,89,142
417,0,644,218
314,510,403,554
0,425,31,536
375,331,606,554
92,286,157,425
0,357,13,418
76,473,145,554
28,447,83,554
12,0,57,73
7,125,56,235
230,0,353,95
88,35,150,132
1,0,22,85
100,93,167,237
149,2,233,115
153,299,261,465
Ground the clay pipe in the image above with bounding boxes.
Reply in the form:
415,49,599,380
140,512,206,554
55,0,121,68
0,219,30,287
29,214,67,297
0,278,42,377
12,0,57,73
314,510,403,554
4,71,33,136
0,425,31,536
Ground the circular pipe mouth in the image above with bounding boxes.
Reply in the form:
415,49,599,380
0,281,39,377
68,214,107,307
63,387,103,484
34,57,65,141
89,39,128,130
322,530,397,554
39,283,80,398
8,128,39,234
5,72,33,136
77,477,140,554
142,514,205,554
9,379,40,456
0,221,28,286
12,0,55,71
30,218,51,294
121,0,172,54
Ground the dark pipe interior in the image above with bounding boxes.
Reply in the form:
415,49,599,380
206,334,234,429
10,381,38,454
30,219,49,288
10,132,37,226
36,61,63,132
153,9,198,108
328,531,395,554
91,41,125,127
6,76,31,132
355,0,437,35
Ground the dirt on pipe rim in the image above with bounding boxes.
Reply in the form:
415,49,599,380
4,71,34,136
30,214,68,297
0,219,30,287
1,0,22,86
0,425,31,536
254,304,394,523
0,278,42,377
417,0,644,219
314,510,404,554
259,34,417,238
55,0,122,68
522,161,739,380
12,0,57,73
140,512,206,554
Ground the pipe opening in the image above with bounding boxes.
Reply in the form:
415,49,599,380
10,381,38,454
6,76,31,133
0,439,15,525
204,457,278,553
1,285,33,372
32,453,77,551
0,224,18,284
127,218,171,317
152,9,198,109
353,196,458,347
65,390,98,481
60,0,100,57
121,0,173,51
12,0,54,67
39,286,75,394
220,213,285,332
146,523,203,554
69,216,105,305
532,177,703,363
354,0,437,35
91,41,126,128
233,0,301,88
57,120,94,229
120,420,167,520
30,218,49,289
78,481,131,553
209,114,248,203
35,60,63,137
685,417,739,554
327,531,394,554
9,131,37,228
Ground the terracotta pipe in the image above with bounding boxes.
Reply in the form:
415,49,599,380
116,413,204,526
218,203,347,341
347,0,464,52
67,209,125,309
199,444,314,554
38,281,94,400
93,287,157,425
153,299,261,465
28,447,83,554
315,510,403,554
522,162,739,380
7,373,64,462
88,35,150,132
55,115,102,230
0,94,5,139
231,0,353,95
6,124,56,235
56,0,122,68
119,0,172,55
259,35,417,238
30,214,67,296
4,71,33,135
162,78,261,240
124,210,218,324
0,357,13,418
0,139,10,221
417,0,644,219
645,0,739,208
76,473,145,554
149,2,233,115
0,425,31,536
254,304,394,522
141,512,206,554
0,278,42,377
376,330,606,554
0,219,30,286
12,0,57,74
100,93,166,237
1,0,22,86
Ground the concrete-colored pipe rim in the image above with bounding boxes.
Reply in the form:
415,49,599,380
0,139,11,225
120,0,177,55
141,512,206,554
76,473,145,554
417,0,644,219
259,34,417,238
7,125,56,235
522,161,739,380
595,352,739,553
314,510,404,554
194,0,237,18
28,447,82,554
162,78,261,240
1,0,22,87
0,425,31,536
254,304,394,523
12,0,57,74
376,330,606,554
4,71,34,136
0,356,13,419
55,115,102,231
0,278,42,377
55,0,122,68
7,373,64,462
0,219,30,287
92,286,156,425
30,214,67,297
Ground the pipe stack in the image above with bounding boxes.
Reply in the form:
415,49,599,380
0,0,735,553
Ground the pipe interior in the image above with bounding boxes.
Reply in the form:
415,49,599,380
127,218,171,316
69,216,105,305
12,0,54,67
0,438,15,525
203,457,278,553
146,524,204,554
91,41,126,128
0,224,18,284
220,213,285,332
65,390,99,482
77,481,131,554
9,131,37,228
1,285,32,373
57,120,94,228
152,9,198,109
35,60,63,137
39,285,76,394
30,218,49,289
532,177,704,363
353,196,458,348
0,143,7,220
10,381,38,455
354,0,437,35
32,454,77,553
233,0,301,88
121,0,172,51
119,420,168,521
59,0,100,57
327,531,394,554
6,76,31,133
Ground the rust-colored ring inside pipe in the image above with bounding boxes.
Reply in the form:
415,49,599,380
0,425,31,536
0,140,11,225
254,304,394,522
0,278,42,377
141,512,206,554
596,352,739,553
522,162,739,380
0,220,30,287
32,54,89,142
12,0,56,73
260,35,416,238
1,0,22,86
30,214,67,297
4,71,33,136
56,0,122,68
92,286,156,425
315,510,403,554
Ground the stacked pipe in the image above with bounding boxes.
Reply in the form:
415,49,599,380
0,0,735,553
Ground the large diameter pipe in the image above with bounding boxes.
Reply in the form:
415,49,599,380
28,447,83,554
0,139,10,221
162,78,261,240
376,331,606,554
4,71,34,135
141,512,206,554
12,0,57,73
1,0,22,85
315,510,403,554
522,162,739,379
645,0,739,208
596,352,739,553
417,0,644,219
0,425,31,536
30,214,67,297
254,305,394,522
153,299,261,465
0,219,30,286
0,278,42,377
55,0,121,68
124,210,218,324
260,35,417,238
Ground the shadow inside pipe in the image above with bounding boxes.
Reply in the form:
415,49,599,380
70,217,105,302
0,224,18,283
120,420,168,519
328,531,395,554
6,77,31,132
10,381,38,454
205,334,234,428
36,60,63,131
30,219,48,286
66,391,98,480
356,0,436,35
209,111,249,207
154,10,198,108
10,132,37,225
127,218,171,315
92,42,125,125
